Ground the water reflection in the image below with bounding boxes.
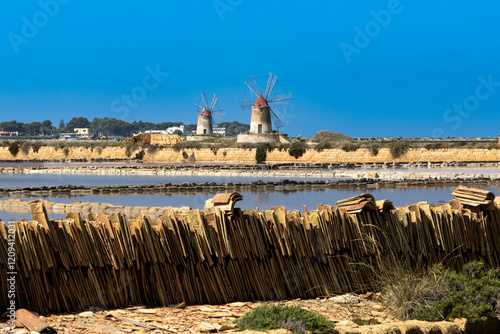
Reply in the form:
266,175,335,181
2,184,498,221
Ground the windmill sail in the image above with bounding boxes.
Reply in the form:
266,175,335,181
201,92,209,109
245,76,261,97
265,72,278,100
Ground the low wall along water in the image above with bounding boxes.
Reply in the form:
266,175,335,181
1,146,500,163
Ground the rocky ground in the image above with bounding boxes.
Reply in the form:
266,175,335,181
1,293,480,334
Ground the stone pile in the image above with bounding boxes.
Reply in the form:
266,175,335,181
2,188,500,316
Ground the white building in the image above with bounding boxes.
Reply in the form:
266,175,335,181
166,125,185,134
74,128,89,137
213,127,226,136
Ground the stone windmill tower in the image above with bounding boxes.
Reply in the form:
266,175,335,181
195,92,224,135
240,72,292,134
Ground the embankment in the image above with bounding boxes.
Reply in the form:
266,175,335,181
2,146,500,163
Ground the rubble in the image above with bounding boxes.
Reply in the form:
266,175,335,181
125,133,184,146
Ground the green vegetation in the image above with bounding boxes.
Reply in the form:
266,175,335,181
487,141,499,150
379,261,500,322
134,149,145,160
255,143,267,164
20,141,31,155
31,141,43,153
124,142,139,157
369,143,380,156
288,141,307,159
0,117,250,138
8,141,20,157
217,121,250,137
234,304,336,334
311,130,352,144
424,143,444,150
172,141,202,152
389,142,410,158
341,142,361,152
314,141,332,152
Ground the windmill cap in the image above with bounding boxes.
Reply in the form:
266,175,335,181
254,93,268,107
200,107,211,116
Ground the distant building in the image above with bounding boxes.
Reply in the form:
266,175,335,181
166,125,185,134
0,131,19,137
74,128,89,137
60,133,84,140
213,127,226,136
132,130,167,137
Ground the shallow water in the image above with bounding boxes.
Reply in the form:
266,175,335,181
0,173,343,188
3,185,500,221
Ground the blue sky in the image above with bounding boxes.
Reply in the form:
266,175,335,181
1,1,499,138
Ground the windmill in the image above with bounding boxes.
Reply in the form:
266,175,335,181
239,72,292,134
195,92,225,135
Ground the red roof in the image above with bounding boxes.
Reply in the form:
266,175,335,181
254,93,268,107
200,107,211,117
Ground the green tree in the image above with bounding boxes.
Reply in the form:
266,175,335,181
24,121,42,136
66,117,90,130
0,120,25,133
255,143,267,164
41,120,53,135
59,119,65,129
288,141,307,159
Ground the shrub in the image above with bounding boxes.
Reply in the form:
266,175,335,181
311,130,351,143
255,143,267,164
277,143,289,152
341,142,361,152
451,142,467,148
31,141,43,154
487,141,499,150
147,145,158,155
63,146,70,157
8,141,20,157
96,147,102,155
415,262,500,322
234,305,335,334
125,142,139,157
2,140,10,146
369,143,380,156
20,141,30,155
380,261,500,322
424,143,443,150
389,142,410,158
378,260,445,320
288,141,307,159
182,151,188,159
134,149,145,160
315,142,332,152
239,143,256,150
172,141,202,152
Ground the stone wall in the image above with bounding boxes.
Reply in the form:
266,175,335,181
1,146,500,163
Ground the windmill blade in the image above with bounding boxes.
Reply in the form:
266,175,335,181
240,105,253,113
270,107,288,131
210,94,218,111
265,72,278,100
245,76,261,97
268,92,292,106
211,109,225,122
195,104,204,112
239,99,255,113
201,92,209,108
239,99,255,107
